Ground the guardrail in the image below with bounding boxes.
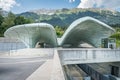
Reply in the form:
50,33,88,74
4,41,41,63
58,48,120,65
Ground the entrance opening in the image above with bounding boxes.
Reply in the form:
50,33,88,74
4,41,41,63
35,42,53,48
111,66,119,77
35,42,45,48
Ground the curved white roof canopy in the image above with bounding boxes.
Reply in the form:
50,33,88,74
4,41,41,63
4,17,115,48
4,23,58,48
59,17,115,47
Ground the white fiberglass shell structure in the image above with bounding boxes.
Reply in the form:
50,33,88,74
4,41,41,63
4,17,115,48
60,17,115,47
4,23,57,48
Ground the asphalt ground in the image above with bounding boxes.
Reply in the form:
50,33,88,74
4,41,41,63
0,57,46,80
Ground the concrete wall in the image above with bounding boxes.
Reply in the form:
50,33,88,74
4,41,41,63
0,38,26,51
0,37,27,56
10,48,54,58
58,48,120,65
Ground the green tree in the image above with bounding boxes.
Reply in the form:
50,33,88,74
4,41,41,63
110,28,120,47
55,26,64,37
0,12,33,36
14,16,32,25
0,14,4,36
110,32,120,40
0,12,15,36
2,12,15,29
0,14,4,25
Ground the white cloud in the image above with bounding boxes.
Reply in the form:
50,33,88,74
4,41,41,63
0,0,19,11
77,0,120,10
69,0,75,3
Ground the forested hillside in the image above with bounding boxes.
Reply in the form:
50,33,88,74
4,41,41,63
19,8,120,28
1,8,120,47
0,11,33,37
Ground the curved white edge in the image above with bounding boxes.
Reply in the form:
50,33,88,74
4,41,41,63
4,17,115,48
59,16,115,45
4,23,57,48
4,23,55,37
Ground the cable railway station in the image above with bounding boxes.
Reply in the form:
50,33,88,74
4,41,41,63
0,17,120,80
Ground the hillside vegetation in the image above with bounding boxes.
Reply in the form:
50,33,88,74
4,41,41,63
0,11,33,37
19,8,120,28
0,8,120,47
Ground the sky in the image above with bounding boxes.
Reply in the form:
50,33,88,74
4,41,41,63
0,0,120,14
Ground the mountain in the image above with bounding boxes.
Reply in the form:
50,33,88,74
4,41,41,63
0,9,8,17
18,8,120,28
29,9,56,15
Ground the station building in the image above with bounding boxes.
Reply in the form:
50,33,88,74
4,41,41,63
3,16,115,49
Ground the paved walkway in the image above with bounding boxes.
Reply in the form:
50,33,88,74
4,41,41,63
26,60,53,80
0,49,65,80
26,51,65,80
0,57,45,80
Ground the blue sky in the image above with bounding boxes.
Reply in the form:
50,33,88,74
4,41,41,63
0,0,120,14
11,0,80,13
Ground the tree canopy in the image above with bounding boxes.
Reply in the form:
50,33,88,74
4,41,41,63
0,12,33,37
